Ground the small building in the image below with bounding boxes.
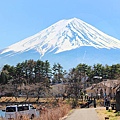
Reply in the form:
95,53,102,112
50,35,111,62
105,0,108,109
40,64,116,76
86,79,120,98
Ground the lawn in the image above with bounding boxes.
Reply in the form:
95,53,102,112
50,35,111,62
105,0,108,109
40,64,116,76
96,107,120,120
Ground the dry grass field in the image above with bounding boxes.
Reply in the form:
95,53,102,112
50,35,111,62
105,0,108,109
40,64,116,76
0,97,48,103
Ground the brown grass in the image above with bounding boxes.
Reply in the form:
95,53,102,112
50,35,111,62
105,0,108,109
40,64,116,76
0,97,48,103
39,103,71,120
96,107,120,120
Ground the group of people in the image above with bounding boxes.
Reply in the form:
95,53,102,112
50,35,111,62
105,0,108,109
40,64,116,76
87,95,111,108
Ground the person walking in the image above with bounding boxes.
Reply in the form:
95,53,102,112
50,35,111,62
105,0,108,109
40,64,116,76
104,96,107,107
107,95,110,107
93,98,96,108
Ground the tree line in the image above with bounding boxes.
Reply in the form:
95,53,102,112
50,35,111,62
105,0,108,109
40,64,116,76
0,60,120,85
0,59,120,100
0,59,65,85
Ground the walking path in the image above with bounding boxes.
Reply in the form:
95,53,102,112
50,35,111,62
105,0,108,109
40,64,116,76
64,108,99,120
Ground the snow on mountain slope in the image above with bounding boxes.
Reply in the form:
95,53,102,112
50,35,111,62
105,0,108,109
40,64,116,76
1,18,120,57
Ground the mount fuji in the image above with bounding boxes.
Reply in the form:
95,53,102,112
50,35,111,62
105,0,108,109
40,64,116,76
0,18,120,70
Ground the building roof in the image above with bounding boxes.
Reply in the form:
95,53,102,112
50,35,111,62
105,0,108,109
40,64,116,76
86,79,120,91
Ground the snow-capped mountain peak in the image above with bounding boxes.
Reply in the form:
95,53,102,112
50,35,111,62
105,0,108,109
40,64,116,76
1,18,120,57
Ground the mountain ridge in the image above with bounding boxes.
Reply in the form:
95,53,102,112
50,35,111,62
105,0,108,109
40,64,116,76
0,18,120,70
1,18,120,56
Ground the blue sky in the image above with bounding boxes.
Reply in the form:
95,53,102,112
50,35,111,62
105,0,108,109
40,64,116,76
0,0,120,49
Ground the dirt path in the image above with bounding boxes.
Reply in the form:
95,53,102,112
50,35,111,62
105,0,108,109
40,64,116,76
64,108,99,120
